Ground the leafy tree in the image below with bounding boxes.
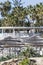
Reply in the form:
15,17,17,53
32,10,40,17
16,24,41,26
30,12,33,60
0,1,43,27
0,1,11,17
28,3,43,27
0,0,30,26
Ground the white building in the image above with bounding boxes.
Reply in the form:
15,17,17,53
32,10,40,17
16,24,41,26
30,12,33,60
0,27,30,40
0,27,43,56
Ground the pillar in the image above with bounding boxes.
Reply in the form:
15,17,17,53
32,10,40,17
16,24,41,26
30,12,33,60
2,29,3,34
13,29,15,38
39,47,42,55
41,47,43,55
8,48,11,56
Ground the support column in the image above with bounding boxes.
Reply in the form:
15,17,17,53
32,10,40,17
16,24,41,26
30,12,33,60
9,48,11,56
37,47,40,54
2,29,3,34
13,29,15,38
41,47,43,55
39,47,42,55
35,46,38,51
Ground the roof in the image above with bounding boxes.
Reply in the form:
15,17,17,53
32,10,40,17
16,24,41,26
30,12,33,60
0,36,22,45
0,34,43,47
24,35,43,46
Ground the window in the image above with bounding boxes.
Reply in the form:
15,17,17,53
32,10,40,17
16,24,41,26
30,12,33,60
5,29,9,33
0,29,2,33
3,29,13,33
10,29,13,33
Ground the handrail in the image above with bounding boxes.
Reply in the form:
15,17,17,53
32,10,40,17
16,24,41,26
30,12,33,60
0,27,43,29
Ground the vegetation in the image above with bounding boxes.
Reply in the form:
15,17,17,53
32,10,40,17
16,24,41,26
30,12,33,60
19,58,36,65
0,0,30,26
21,47,40,58
0,56,11,61
18,47,38,65
0,0,43,27
19,58,30,65
0,54,16,62
28,3,43,26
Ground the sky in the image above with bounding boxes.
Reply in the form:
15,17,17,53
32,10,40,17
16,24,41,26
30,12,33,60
0,0,43,7
22,0,43,7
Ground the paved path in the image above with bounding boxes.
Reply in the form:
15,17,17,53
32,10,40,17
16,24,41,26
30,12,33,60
30,57,43,65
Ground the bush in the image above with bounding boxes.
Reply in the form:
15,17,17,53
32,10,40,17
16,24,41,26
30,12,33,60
19,58,30,65
0,56,8,61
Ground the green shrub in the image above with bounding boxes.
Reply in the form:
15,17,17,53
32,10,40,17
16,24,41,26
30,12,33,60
19,58,30,65
0,56,8,61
